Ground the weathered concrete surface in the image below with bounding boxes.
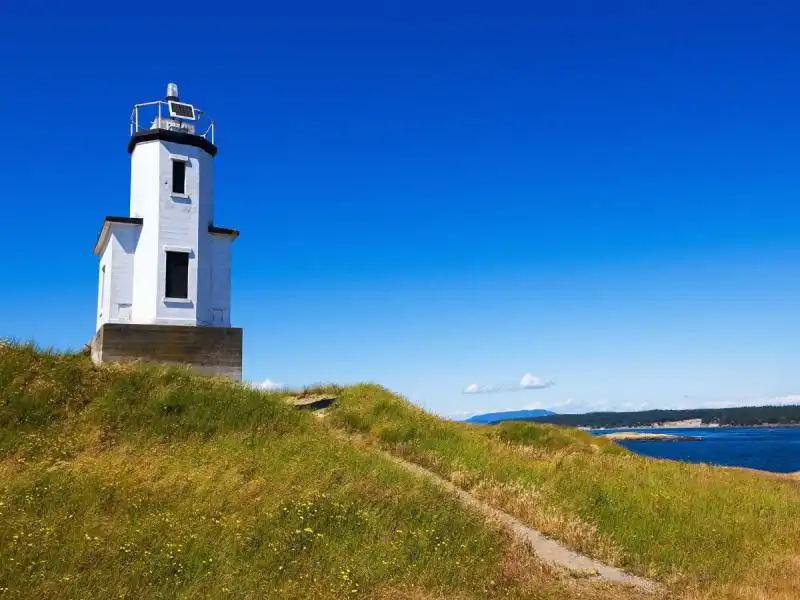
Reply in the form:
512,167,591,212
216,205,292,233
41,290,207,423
91,323,242,381
285,394,337,411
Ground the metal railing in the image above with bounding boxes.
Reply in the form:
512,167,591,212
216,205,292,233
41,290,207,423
129,100,215,144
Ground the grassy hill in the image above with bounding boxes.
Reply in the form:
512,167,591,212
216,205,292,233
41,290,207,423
1,343,799,599
0,344,654,600
327,387,800,600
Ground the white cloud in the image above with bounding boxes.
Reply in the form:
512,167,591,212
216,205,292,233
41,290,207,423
259,378,283,391
766,394,800,406
519,373,554,389
663,394,800,410
463,383,502,394
463,373,553,394
548,397,612,414
547,397,576,410
522,401,546,410
562,394,800,414
445,409,481,418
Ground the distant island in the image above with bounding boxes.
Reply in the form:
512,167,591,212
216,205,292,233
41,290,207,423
465,405,800,428
465,409,554,424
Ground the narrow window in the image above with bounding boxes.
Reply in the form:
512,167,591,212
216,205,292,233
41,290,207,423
100,265,106,307
165,251,189,299
172,160,186,194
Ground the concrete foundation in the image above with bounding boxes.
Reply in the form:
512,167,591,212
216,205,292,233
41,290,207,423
91,323,243,381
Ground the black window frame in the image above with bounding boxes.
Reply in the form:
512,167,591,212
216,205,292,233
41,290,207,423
165,251,189,299
171,159,187,195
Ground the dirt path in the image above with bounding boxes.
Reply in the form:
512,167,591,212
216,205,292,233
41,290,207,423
310,407,662,593
379,451,662,593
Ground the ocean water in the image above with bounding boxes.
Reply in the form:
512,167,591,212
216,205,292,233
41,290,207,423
596,427,800,473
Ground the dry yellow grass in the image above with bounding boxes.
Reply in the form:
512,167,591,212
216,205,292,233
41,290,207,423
328,384,800,600
1,343,671,600
467,478,626,565
5,344,797,599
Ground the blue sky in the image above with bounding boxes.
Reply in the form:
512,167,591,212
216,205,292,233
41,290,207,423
2,1,800,417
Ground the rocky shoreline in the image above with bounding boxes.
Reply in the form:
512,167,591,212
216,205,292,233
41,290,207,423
600,431,704,442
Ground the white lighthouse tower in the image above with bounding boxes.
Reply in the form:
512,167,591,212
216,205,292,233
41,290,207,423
90,84,242,380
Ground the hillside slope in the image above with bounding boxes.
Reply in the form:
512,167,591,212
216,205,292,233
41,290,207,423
0,344,655,600
327,385,800,600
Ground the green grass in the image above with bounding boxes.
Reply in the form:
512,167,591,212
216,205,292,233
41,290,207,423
5,343,797,599
1,343,651,600
327,384,800,600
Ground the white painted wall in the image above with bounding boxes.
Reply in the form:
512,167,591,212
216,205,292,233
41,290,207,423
195,152,215,326
96,244,112,330
109,226,138,322
98,132,233,331
209,234,232,326
96,224,139,330
130,142,160,323
97,223,140,329
152,141,216,325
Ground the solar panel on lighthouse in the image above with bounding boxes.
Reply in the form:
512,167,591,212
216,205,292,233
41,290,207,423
168,101,196,120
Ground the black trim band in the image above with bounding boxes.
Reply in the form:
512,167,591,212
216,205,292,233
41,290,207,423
106,216,143,226
128,129,218,157
209,224,239,239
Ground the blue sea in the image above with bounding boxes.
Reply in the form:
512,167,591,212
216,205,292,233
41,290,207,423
595,427,800,473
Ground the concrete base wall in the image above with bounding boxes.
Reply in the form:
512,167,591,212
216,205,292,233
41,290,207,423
91,323,242,381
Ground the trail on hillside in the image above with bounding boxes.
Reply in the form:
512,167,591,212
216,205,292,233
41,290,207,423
378,450,662,593
314,410,660,592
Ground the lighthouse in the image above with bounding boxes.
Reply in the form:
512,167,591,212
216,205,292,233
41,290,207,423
90,84,243,380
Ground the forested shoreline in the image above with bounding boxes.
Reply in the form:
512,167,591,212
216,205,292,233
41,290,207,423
526,405,800,428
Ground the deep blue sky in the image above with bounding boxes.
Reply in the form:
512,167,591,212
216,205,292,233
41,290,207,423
2,1,800,416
